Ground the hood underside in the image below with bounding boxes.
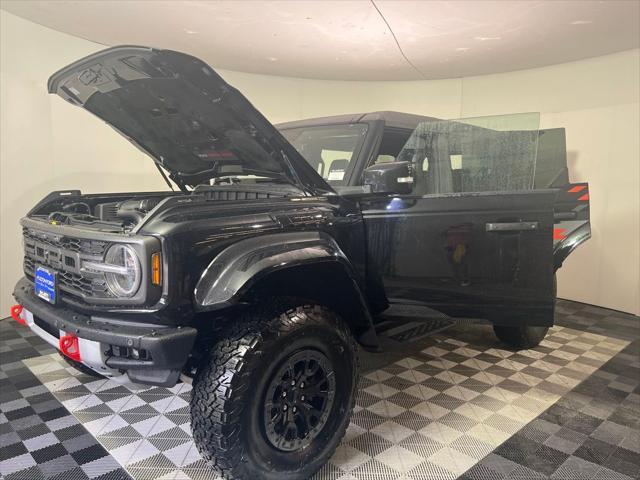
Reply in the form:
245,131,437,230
48,46,330,193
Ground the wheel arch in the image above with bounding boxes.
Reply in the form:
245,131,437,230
553,222,591,270
193,231,379,350
240,261,379,350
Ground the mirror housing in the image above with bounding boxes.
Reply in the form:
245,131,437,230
363,161,414,194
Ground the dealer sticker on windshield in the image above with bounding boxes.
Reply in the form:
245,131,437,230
35,266,57,304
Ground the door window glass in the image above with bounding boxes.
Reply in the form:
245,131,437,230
397,113,541,195
372,128,414,167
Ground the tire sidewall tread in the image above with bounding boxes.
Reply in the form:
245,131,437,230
493,274,556,350
190,303,358,480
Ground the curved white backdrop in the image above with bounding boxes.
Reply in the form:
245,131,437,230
1,11,638,315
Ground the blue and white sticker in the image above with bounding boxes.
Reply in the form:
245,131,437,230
35,266,56,304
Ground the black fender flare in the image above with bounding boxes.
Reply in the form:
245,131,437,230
553,222,591,270
193,231,378,349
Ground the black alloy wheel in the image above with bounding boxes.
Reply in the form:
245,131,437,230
263,349,336,451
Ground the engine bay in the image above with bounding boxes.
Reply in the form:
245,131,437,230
46,197,165,230
27,184,297,233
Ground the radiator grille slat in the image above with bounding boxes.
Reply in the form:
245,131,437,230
22,227,113,302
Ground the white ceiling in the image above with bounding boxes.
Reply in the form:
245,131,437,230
2,0,639,80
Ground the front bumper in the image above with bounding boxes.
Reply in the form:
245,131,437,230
13,277,196,387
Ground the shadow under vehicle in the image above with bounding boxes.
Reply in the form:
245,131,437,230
12,46,590,480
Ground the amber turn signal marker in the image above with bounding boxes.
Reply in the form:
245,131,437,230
151,252,162,285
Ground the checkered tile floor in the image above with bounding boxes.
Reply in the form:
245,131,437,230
0,321,127,480
2,299,639,480
21,355,199,480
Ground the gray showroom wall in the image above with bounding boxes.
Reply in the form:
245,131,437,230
1,11,638,315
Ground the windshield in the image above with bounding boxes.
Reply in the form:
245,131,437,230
280,124,368,185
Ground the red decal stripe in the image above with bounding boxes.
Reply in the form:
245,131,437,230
578,193,589,201
568,185,586,193
553,228,567,240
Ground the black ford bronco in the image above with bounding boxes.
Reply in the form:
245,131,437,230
12,46,591,480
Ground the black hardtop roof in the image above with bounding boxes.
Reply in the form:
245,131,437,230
276,111,441,131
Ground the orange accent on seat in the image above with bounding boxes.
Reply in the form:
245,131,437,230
553,228,567,240
578,193,589,201
568,185,586,193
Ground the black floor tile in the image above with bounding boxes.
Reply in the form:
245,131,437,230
609,407,640,430
602,447,640,478
70,444,110,465
533,444,570,471
573,437,618,464
16,422,50,440
0,440,28,460
565,412,604,435
39,407,70,422
4,406,37,421
4,465,47,480
541,404,578,426
31,442,69,463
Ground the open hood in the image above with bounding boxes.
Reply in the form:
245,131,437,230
48,46,331,193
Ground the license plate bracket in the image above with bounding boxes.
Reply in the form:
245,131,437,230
35,266,57,305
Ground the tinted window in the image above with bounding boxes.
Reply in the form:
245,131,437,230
280,124,368,185
534,128,569,188
396,113,541,195
372,128,413,166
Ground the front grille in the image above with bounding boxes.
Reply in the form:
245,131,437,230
58,270,110,297
22,227,114,302
23,227,108,255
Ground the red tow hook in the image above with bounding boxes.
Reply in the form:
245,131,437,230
60,334,81,362
10,305,26,326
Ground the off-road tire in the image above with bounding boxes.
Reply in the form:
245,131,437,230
190,303,359,480
493,325,550,349
59,352,104,378
493,274,556,349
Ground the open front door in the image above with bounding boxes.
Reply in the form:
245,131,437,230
362,191,556,326
362,113,557,326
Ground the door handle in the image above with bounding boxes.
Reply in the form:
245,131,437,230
486,222,539,232
554,211,577,221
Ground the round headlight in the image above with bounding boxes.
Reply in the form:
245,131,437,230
104,244,141,297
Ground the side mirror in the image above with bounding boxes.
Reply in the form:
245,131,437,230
363,161,414,194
